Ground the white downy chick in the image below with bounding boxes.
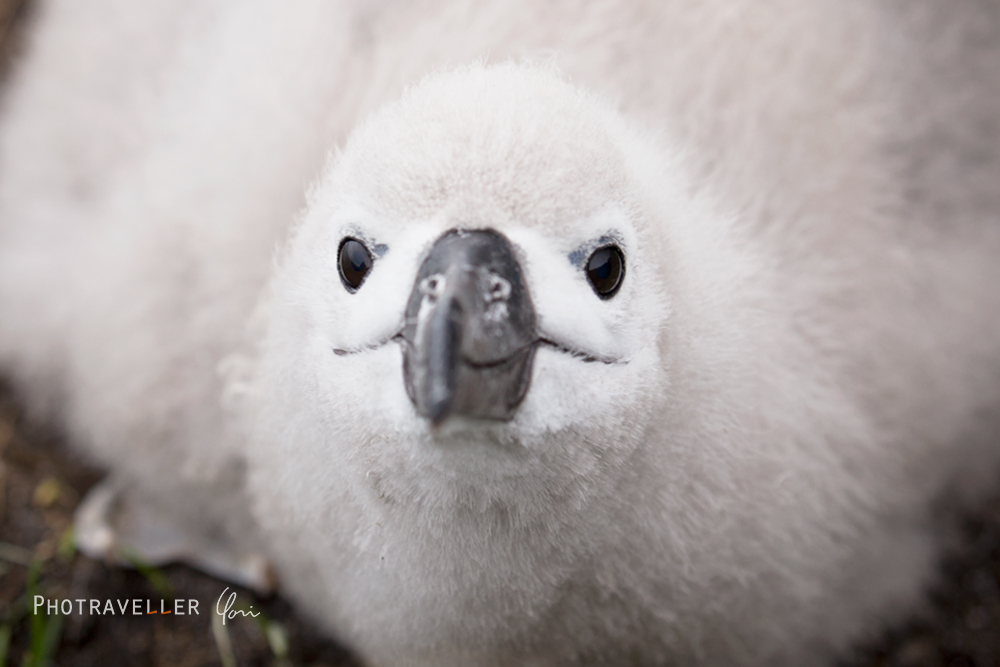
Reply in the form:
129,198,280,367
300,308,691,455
248,61,1000,665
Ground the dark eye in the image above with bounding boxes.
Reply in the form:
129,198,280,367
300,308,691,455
338,237,373,291
585,245,625,299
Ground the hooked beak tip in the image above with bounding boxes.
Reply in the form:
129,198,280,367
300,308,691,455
427,400,452,428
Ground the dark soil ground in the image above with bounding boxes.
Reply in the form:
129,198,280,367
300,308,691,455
0,4,356,665
0,386,361,667
2,2,1000,667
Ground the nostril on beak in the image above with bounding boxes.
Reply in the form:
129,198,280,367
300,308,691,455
486,274,511,303
420,275,445,303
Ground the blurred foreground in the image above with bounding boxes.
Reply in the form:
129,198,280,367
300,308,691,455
0,386,359,667
4,390,1000,667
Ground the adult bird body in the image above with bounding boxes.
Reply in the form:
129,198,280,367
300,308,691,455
0,1,999,665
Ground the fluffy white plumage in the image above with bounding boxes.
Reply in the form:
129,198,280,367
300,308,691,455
1,1,999,665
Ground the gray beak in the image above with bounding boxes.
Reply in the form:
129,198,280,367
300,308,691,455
401,229,537,426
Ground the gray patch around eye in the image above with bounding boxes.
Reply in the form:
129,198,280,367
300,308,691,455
568,247,588,267
344,226,388,258
568,233,624,268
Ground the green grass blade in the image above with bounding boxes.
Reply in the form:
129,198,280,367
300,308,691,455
119,548,175,599
0,623,12,667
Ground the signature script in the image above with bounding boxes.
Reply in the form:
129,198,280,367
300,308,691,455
215,587,261,626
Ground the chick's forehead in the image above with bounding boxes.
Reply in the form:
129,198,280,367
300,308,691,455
324,64,638,235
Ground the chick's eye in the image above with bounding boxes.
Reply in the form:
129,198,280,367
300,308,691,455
338,238,373,291
585,245,625,299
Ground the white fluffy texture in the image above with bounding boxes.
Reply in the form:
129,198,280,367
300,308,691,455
2,1,1000,666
